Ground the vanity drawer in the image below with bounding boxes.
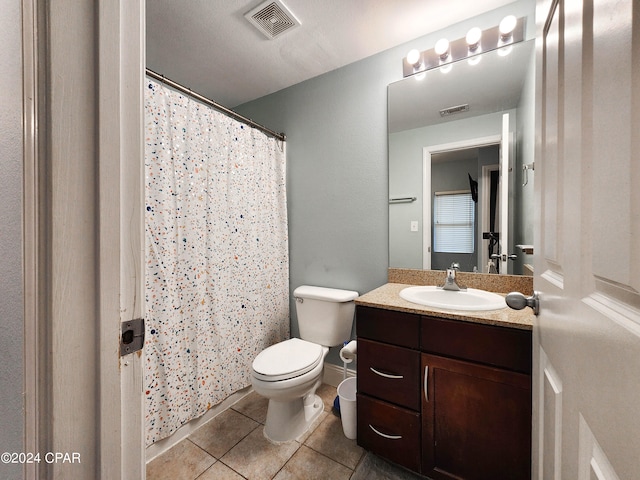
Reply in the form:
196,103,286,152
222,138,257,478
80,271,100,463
421,316,532,374
357,393,421,473
358,339,420,410
356,305,420,348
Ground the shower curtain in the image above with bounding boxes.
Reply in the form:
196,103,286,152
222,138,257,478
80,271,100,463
144,79,289,445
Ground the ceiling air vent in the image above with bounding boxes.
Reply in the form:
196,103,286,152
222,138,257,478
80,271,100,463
245,0,301,40
439,104,470,117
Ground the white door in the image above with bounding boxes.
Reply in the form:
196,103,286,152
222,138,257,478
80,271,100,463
532,0,640,479
30,1,146,479
499,113,511,274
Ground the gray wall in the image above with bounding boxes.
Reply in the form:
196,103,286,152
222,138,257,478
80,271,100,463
236,42,396,364
0,0,25,477
236,0,535,364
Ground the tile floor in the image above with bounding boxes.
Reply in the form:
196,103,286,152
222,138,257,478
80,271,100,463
146,384,423,480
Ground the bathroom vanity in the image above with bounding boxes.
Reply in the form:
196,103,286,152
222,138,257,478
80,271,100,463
355,282,533,480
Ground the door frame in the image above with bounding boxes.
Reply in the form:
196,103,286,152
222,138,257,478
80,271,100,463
23,0,145,478
422,135,501,270
22,1,47,476
480,163,501,271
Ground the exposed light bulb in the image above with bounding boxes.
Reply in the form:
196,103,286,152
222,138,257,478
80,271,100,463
406,49,422,67
468,55,482,66
434,38,450,60
466,27,482,50
499,15,517,39
498,45,513,57
414,71,426,81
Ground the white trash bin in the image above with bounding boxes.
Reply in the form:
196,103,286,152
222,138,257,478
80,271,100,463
337,377,357,439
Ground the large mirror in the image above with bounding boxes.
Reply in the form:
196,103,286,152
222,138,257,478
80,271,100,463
388,40,535,275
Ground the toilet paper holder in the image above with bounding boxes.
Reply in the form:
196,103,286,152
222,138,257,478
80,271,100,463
339,340,357,363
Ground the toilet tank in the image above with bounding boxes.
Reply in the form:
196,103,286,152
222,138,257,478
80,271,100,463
293,286,359,347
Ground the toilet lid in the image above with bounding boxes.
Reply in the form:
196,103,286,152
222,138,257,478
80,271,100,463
252,338,324,382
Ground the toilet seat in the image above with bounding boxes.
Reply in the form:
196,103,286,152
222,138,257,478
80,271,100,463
252,338,324,382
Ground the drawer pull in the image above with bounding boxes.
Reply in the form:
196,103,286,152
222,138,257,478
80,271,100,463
424,365,429,402
369,424,403,440
370,367,404,379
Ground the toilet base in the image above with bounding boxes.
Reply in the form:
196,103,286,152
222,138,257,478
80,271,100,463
263,392,324,444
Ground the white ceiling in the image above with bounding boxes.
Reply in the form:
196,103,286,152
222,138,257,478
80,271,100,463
146,0,515,107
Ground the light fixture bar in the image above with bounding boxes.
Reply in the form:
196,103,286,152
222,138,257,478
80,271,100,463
402,17,526,77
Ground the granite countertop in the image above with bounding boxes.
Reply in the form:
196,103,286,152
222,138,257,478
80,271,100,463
355,283,534,331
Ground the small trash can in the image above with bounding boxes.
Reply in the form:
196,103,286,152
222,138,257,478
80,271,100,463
337,377,357,439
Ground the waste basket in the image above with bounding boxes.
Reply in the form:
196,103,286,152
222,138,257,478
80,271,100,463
337,377,357,439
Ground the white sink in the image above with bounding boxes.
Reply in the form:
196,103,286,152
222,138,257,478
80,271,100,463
399,285,507,311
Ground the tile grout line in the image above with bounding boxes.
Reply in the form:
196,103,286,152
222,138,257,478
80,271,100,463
303,442,360,473
184,438,217,480
188,421,264,479
297,442,358,477
230,405,267,425
349,450,369,480
188,443,251,480
300,414,362,472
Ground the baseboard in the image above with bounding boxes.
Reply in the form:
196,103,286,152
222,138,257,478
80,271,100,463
322,361,356,387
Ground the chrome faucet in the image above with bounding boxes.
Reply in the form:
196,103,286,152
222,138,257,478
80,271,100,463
440,263,466,291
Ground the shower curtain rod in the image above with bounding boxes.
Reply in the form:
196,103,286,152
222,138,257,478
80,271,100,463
146,68,286,142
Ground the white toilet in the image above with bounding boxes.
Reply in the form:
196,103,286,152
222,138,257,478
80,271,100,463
251,285,358,443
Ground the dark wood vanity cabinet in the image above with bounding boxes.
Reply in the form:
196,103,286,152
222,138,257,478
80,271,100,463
356,307,422,471
356,305,532,479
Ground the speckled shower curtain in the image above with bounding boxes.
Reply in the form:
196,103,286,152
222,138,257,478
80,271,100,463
144,79,289,445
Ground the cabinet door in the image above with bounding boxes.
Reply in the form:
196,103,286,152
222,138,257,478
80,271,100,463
422,354,531,480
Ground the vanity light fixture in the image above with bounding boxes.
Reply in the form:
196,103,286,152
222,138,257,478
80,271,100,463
466,27,482,51
402,16,525,78
434,38,450,60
